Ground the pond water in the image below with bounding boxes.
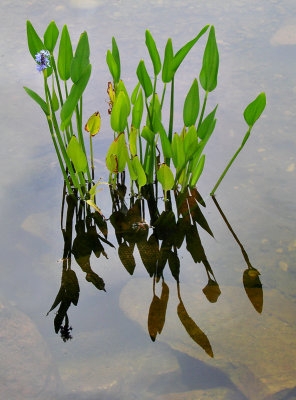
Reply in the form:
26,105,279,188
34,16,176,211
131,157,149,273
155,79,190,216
1,0,296,399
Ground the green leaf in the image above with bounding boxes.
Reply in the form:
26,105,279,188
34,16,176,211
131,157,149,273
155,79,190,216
129,126,138,156
141,126,155,145
23,87,49,115
184,125,199,161
131,82,140,105
57,25,73,81
127,157,137,181
172,133,185,170
244,92,266,128
199,26,219,92
116,132,129,173
145,30,161,76
197,105,218,140
183,79,200,127
159,123,172,159
132,156,147,190
190,154,205,187
60,64,92,127
116,80,131,116
85,111,101,136
106,50,120,84
111,91,128,132
162,38,174,83
112,37,121,79
44,21,59,52
52,86,59,112
132,88,144,129
137,60,153,98
157,164,174,193
146,93,162,132
67,135,88,173
71,32,90,83
173,25,209,74
26,20,44,59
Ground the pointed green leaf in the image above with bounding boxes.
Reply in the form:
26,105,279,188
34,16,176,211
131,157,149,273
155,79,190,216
197,105,218,140
244,92,266,128
173,25,209,74
116,80,131,115
44,21,59,53
71,32,90,83
183,79,200,127
67,135,88,173
26,20,44,59
137,60,153,98
23,87,49,115
57,25,73,81
106,50,120,84
52,86,59,111
146,93,162,132
199,26,219,92
60,64,92,127
111,91,128,132
132,88,144,129
157,164,174,193
145,30,161,76
141,126,155,145
159,123,172,159
172,133,185,169
129,126,138,156
116,132,129,172
112,36,121,79
162,38,174,83
132,156,147,190
131,82,140,105
190,154,205,187
184,125,199,161
127,157,137,181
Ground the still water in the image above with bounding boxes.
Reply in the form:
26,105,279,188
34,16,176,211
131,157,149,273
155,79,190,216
1,0,296,399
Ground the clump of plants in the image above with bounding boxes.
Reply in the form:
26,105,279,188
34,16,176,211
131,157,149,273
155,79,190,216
24,21,266,202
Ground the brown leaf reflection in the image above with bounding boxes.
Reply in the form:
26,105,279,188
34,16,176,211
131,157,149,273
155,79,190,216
243,268,263,313
148,280,169,341
177,284,214,358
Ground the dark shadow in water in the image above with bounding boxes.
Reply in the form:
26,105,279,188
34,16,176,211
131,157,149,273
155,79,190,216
47,183,262,350
264,386,296,400
212,195,263,313
148,349,247,399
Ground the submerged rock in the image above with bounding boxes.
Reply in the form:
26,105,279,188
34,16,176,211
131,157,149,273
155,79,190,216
0,300,60,400
119,278,296,400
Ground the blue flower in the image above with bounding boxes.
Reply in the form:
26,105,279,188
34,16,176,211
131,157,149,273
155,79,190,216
35,50,50,72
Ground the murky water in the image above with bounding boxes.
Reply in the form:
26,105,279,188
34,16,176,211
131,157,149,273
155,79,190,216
1,0,296,399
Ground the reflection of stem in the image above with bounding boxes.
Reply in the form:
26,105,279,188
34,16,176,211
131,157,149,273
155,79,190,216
212,195,253,269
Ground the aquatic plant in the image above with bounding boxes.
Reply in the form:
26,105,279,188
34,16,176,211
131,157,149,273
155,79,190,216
25,21,266,201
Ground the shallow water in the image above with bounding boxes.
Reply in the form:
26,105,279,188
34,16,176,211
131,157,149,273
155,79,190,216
1,0,296,399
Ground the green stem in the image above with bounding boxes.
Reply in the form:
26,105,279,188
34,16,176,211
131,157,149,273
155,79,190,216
168,77,174,143
197,90,208,130
150,75,157,128
44,78,84,198
160,83,167,110
145,98,152,128
90,134,94,179
50,55,64,107
210,128,251,196
64,82,74,138
75,104,92,182
138,128,143,165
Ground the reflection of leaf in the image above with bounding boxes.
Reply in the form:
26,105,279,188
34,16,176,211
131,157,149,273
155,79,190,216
190,188,206,208
154,210,176,241
177,300,213,358
63,269,80,306
168,250,180,282
54,300,71,333
147,281,169,341
86,272,106,291
47,286,64,315
202,279,221,303
137,235,159,276
157,239,171,277
243,269,263,313
173,218,187,248
185,224,205,263
148,294,162,341
187,196,213,237
118,241,136,275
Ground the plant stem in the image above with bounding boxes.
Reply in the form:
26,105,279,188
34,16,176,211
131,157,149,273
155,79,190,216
197,90,208,130
75,104,92,182
210,128,251,196
64,82,74,138
50,55,64,107
168,77,174,143
145,98,152,128
138,128,143,165
160,83,166,110
90,134,94,179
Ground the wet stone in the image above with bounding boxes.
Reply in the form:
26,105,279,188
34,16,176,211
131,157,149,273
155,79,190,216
119,278,296,400
0,300,60,400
